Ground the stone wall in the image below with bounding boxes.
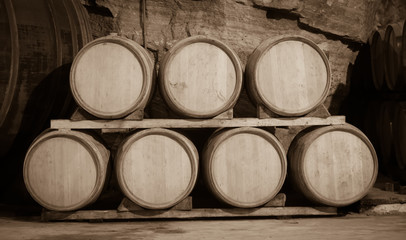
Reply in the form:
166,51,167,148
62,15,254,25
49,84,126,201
81,0,406,116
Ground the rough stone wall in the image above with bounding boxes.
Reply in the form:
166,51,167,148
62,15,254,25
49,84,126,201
81,0,406,116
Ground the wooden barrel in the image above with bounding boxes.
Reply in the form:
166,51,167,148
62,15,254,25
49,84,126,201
246,35,331,116
70,35,154,119
202,127,287,208
369,30,386,90
362,100,382,148
393,102,406,170
384,22,404,91
377,101,396,171
0,0,92,158
288,124,378,207
23,130,110,211
158,35,243,118
115,128,199,209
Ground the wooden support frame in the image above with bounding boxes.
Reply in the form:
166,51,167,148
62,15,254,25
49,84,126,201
41,206,337,221
51,116,345,131
40,193,337,221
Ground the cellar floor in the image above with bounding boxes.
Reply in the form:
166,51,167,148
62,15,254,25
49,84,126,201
0,173,405,239
0,214,405,240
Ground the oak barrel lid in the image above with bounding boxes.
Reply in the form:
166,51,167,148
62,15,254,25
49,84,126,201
158,35,243,118
289,124,378,206
23,130,109,211
203,127,287,208
246,35,331,116
70,35,153,119
115,128,199,209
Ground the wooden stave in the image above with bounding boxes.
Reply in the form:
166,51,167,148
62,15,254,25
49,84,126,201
287,124,379,207
23,129,110,211
158,35,243,118
202,127,287,208
70,35,154,119
245,35,331,117
115,128,199,210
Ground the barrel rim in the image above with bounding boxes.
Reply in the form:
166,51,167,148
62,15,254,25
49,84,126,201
203,127,287,208
23,130,108,211
247,35,331,116
293,124,379,207
115,128,199,209
158,35,243,118
70,36,153,119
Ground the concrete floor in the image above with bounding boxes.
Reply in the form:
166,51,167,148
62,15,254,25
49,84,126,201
0,214,405,240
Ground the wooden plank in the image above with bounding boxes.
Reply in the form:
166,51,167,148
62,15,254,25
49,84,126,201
50,116,346,130
42,206,337,221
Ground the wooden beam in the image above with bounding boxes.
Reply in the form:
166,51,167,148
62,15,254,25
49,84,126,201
50,116,345,130
42,206,337,221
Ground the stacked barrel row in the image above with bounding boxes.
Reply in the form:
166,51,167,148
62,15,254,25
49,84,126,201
365,101,406,182
364,19,406,182
23,34,378,212
68,34,332,119
369,20,406,91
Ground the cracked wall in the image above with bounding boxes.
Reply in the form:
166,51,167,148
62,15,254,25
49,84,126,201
81,0,406,116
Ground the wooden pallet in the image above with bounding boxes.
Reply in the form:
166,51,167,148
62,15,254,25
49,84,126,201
41,194,338,221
